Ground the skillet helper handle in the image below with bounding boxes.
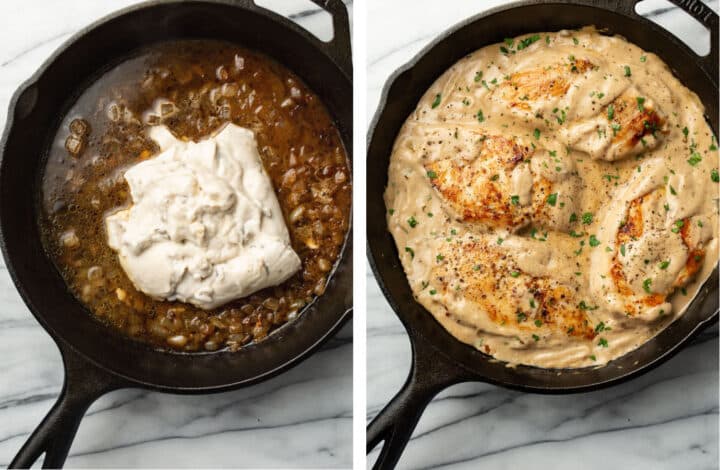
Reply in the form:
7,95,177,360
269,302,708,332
665,0,719,81
249,0,352,77
10,346,121,469
589,0,718,80
367,340,469,470
307,0,353,77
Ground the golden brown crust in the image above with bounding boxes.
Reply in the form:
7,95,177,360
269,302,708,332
433,239,595,339
424,135,534,230
495,58,596,111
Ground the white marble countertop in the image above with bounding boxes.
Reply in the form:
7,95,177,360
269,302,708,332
0,1,352,468
366,1,719,469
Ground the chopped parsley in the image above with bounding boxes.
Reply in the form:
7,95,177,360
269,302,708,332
595,322,607,333
642,278,652,293
431,94,441,109
590,354,597,361
624,65,632,77
671,219,684,233
581,212,593,225
607,104,615,121
426,170,438,178
669,185,677,195
517,312,527,322
640,55,647,62
572,37,579,45
569,213,578,223
532,334,540,341
659,260,670,270
473,265,481,271
598,338,609,347
510,271,521,278
477,109,485,122
474,71,483,82
517,34,541,50
588,235,600,247
436,254,444,262
388,208,395,215
510,195,520,206
530,299,536,308
636,96,645,111
579,300,598,311
687,152,702,166
496,237,504,245
620,244,626,256
712,169,719,182
533,128,541,140
404,247,414,258
682,126,689,138
546,192,558,206
407,216,418,228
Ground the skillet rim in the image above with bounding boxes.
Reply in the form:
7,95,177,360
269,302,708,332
0,0,353,393
366,0,719,393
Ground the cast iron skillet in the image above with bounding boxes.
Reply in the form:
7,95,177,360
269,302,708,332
366,0,718,468
0,0,352,468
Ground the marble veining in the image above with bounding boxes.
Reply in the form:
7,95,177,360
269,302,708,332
366,1,718,469
0,1,352,468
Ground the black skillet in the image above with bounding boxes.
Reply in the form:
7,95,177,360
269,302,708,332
366,1,718,468
0,0,352,468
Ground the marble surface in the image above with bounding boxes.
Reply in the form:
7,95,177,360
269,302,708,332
366,1,719,469
0,1,352,468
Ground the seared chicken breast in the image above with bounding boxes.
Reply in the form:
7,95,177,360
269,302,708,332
563,88,667,161
429,234,596,341
420,128,581,233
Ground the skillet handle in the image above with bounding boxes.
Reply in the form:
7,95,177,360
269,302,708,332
598,0,718,81
664,0,719,81
249,0,353,78
10,344,122,469
366,339,470,470
309,0,353,78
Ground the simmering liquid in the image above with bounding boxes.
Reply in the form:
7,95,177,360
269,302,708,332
40,40,351,352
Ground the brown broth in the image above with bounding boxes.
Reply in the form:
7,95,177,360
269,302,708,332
40,40,351,352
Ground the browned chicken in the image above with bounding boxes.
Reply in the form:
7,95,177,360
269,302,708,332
564,88,667,161
492,57,597,114
424,134,580,233
610,188,704,316
430,236,596,340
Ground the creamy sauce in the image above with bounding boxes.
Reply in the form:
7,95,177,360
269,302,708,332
105,124,301,309
385,27,719,368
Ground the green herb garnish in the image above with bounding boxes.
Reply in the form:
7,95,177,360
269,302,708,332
431,94,441,108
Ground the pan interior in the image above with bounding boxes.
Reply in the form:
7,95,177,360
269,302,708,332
367,2,718,391
0,1,352,391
